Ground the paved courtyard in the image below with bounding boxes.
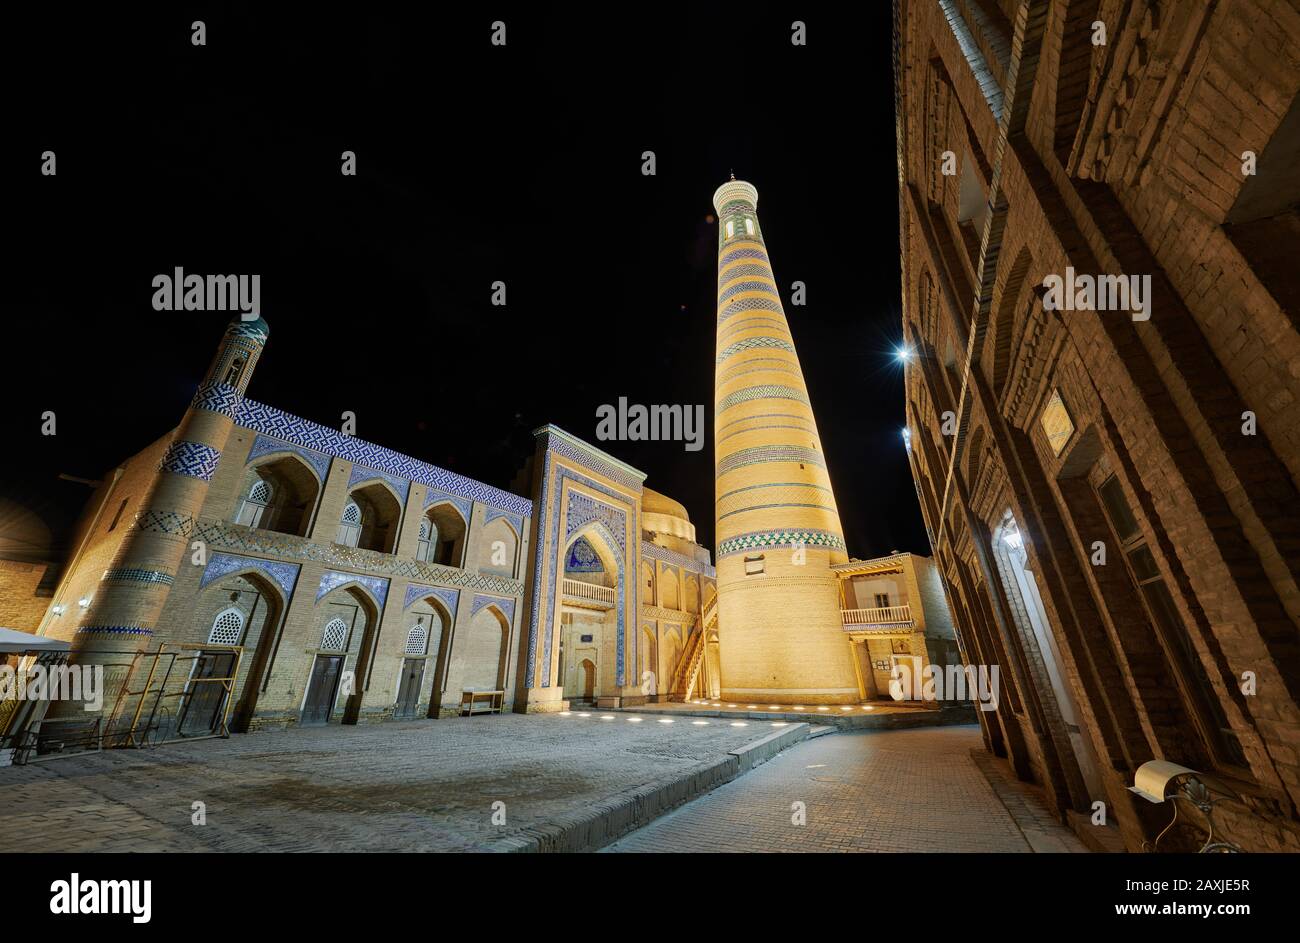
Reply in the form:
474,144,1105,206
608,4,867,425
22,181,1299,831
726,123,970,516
604,725,1088,852
1,717,1085,853
0,713,796,853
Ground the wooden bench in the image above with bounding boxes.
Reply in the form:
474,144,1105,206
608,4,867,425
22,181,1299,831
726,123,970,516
459,690,505,716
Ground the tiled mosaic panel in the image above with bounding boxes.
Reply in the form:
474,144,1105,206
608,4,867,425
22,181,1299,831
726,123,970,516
715,385,810,414
317,569,390,607
471,593,516,624
718,316,788,341
158,440,222,481
75,625,154,637
191,381,242,418
423,487,473,523
717,263,774,281
348,464,412,505
190,517,523,596
527,453,634,689
199,551,301,599
545,432,644,492
715,361,802,386
716,483,837,519
716,336,796,363
718,280,781,304
719,247,770,268
565,492,629,555
717,528,846,557
484,507,524,534
717,298,784,324
716,445,826,475
403,583,460,613
639,539,715,578
101,567,174,587
565,536,604,572
235,399,532,516
246,434,333,483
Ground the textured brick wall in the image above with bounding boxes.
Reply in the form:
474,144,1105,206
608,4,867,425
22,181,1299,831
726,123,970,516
896,0,1300,852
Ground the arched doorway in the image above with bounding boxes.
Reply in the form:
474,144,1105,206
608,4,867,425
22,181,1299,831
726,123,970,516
189,570,287,735
558,523,620,702
302,584,380,726
991,513,1105,802
397,597,452,720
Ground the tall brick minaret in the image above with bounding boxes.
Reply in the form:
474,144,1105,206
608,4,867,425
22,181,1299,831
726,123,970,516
45,315,269,725
712,177,858,704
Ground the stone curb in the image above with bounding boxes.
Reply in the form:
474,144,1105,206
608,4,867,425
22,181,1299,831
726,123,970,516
484,722,812,853
615,704,978,729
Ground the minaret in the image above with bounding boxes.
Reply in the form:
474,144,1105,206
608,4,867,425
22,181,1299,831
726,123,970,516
46,315,269,727
712,178,859,704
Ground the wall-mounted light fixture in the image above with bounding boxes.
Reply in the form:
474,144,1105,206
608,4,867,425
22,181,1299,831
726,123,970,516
1129,759,1242,853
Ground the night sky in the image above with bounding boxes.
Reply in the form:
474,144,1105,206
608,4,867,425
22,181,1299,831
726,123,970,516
7,5,925,561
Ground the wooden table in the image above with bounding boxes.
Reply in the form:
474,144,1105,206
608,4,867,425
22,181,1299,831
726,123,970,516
459,690,505,716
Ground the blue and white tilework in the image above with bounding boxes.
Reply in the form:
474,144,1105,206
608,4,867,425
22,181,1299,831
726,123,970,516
200,552,301,599
316,569,390,608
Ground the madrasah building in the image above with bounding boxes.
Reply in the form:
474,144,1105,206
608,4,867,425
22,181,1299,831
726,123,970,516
6,176,958,745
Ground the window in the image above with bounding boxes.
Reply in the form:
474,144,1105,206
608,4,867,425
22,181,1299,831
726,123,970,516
1096,475,1247,767
416,517,436,563
745,218,755,235
405,620,429,656
321,618,350,652
874,593,890,609
222,356,246,387
725,220,735,239
744,553,765,575
107,497,130,532
237,479,274,528
1098,476,1138,541
337,500,362,547
208,608,245,645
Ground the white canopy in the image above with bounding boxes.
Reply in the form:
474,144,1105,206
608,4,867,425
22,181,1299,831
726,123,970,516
0,627,71,653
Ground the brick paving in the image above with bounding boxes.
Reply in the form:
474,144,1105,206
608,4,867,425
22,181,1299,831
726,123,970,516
1,718,1085,854
0,713,801,853
604,724,1089,852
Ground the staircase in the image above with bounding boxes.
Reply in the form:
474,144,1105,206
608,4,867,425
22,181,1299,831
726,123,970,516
670,596,716,701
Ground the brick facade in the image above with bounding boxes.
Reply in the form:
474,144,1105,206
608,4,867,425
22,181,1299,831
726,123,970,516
896,0,1300,852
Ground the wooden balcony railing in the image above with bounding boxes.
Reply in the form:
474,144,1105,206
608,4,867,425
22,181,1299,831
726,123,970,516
562,578,616,606
842,605,912,626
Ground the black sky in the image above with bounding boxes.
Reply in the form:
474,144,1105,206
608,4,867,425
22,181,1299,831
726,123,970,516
7,4,926,561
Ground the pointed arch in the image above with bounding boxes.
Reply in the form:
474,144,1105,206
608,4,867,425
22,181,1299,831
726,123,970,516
420,501,468,567
235,451,322,536
338,481,402,553
475,514,519,578
194,568,289,734
988,245,1033,402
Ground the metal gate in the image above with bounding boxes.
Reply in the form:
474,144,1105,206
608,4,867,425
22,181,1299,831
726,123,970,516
0,643,243,764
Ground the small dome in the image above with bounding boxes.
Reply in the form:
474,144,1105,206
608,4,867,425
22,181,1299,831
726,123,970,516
226,315,269,343
642,487,690,523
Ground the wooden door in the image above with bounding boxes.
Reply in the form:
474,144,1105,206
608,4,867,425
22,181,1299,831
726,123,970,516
178,651,237,736
302,655,344,725
395,658,424,719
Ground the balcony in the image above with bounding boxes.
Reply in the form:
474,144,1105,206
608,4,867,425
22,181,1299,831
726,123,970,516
842,605,912,627
562,578,616,609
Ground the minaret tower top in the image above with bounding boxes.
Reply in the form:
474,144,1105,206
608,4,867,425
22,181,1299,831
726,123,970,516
711,178,759,214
